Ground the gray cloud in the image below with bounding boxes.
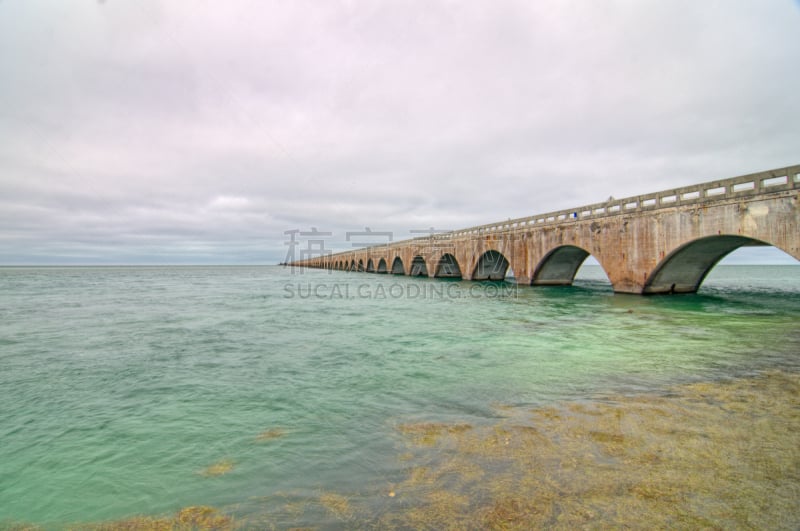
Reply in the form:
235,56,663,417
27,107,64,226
1,0,799,264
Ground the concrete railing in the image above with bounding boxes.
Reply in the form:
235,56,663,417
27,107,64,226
444,164,800,239
301,164,800,262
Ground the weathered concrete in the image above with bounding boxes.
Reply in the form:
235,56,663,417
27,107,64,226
293,165,800,294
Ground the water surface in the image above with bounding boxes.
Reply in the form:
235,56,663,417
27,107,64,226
0,265,798,528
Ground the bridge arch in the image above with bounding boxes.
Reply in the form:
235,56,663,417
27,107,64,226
410,256,428,277
366,258,375,273
533,245,593,286
472,250,509,280
377,258,388,274
435,253,462,278
643,235,772,294
391,256,405,275
349,259,356,271
357,259,365,272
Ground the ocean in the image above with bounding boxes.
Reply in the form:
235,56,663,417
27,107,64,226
1,265,799,529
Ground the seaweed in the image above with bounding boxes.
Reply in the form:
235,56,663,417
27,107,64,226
201,459,234,477
66,505,234,530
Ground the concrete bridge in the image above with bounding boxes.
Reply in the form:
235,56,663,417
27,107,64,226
290,165,800,294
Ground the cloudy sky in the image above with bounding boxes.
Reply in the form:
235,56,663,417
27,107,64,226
1,0,798,265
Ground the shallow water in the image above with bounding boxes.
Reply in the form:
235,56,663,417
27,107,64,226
0,265,798,528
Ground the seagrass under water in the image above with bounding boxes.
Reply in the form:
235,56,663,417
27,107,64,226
1,265,798,529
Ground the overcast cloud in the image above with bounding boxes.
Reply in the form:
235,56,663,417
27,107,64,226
1,0,799,264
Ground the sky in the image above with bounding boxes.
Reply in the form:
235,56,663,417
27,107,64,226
1,0,799,265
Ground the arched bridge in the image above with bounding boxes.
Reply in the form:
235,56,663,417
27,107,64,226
291,165,800,294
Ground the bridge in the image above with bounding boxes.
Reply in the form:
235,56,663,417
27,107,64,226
290,165,800,294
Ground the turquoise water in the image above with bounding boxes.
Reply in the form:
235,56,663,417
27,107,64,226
1,265,799,528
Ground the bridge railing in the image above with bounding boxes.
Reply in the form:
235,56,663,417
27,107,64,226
301,165,799,263
443,164,800,239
